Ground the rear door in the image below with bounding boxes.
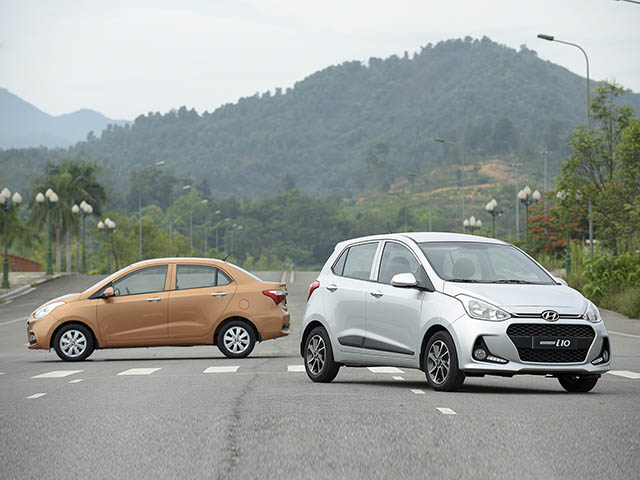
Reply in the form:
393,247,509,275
168,264,237,339
324,241,380,354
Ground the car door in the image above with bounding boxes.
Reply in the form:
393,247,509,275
324,241,380,354
168,264,237,339
365,241,427,359
97,264,170,346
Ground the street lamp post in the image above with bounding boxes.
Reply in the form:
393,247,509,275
511,162,523,239
214,209,221,251
485,198,503,238
518,186,541,250
202,199,209,255
0,188,23,288
98,218,116,274
79,201,93,273
138,161,165,261
37,189,58,275
434,138,465,222
538,33,594,260
557,191,572,274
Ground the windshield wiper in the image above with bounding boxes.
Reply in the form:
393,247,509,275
493,279,536,284
447,278,484,283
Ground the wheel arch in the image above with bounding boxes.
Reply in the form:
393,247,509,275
419,324,452,371
50,320,99,350
300,320,326,357
214,316,261,345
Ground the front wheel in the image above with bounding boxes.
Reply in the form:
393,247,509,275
558,374,599,393
304,327,340,383
218,320,256,358
424,331,465,391
53,324,95,362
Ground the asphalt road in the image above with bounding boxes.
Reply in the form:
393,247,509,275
1,272,639,480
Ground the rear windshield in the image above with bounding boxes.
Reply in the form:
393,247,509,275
418,242,555,285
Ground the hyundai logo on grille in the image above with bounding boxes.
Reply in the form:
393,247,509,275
541,310,560,321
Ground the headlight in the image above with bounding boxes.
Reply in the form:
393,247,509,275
584,301,602,323
32,301,65,319
457,295,510,321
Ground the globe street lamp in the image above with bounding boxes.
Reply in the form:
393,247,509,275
485,198,503,238
80,201,93,273
98,218,116,274
464,216,481,234
37,189,58,274
1,188,23,288
518,186,541,250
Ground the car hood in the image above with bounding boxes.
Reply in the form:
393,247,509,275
34,293,82,311
442,282,588,315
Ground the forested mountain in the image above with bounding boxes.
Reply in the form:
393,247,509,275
0,88,128,148
3,37,640,201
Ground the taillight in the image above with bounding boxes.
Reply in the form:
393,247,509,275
263,289,286,305
307,281,320,301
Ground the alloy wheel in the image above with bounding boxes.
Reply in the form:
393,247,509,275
223,326,250,354
306,334,326,375
60,329,88,358
427,340,450,385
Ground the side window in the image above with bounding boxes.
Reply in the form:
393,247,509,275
342,242,378,281
332,248,348,275
112,265,167,297
378,242,428,285
176,265,234,289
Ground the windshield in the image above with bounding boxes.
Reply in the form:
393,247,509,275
82,265,133,293
418,242,555,285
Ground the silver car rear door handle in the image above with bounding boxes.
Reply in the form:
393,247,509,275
370,291,383,298
210,292,228,297
146,297,162,302
326,284,338,292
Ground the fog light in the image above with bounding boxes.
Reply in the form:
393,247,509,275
29,332,36,344
602,349,609,362
473,348,487,361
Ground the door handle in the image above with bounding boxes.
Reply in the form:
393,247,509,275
326,284,338,292
370,291,383,298
146,297,162,302
210,292,228,297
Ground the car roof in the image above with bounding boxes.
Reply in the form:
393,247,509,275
335,232,507,249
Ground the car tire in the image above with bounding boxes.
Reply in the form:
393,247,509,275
558,374,599,393
424,331,465,392
304,327,340,383
218,320,256,358
53,323,95,362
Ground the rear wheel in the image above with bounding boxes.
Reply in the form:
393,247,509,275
304,327,340,383
218,320,256,358
558,374,599,393
53,324,94,362
424,331,465,391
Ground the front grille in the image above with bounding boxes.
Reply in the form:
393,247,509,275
507,324,595,338
507,323,595,363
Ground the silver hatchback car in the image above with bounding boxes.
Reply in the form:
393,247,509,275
300,233,610,392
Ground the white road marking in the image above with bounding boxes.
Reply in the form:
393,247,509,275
437,407,457,415
392,376,404,381
31,370,83,379
0,372,5,375
280,271,288,283
0,317,28,327
608,331,640,339
287,365,305,372
117,368,161,376
368,367,405,374
289,271,295,283
26,393,47,399
203,366,240,374
608,370,640,379
68,379,84,384
410,389,425,395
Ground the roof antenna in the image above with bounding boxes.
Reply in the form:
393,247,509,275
386,222,393,234
222,252,233,262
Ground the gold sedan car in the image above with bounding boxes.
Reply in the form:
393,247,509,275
27,258,290,361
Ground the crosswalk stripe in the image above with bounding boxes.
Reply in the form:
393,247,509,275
437,407,457,415
117,368,161,376
410,389,425,395
26,393,47,399
287,365,305,372
368,367,404,374
203,366,240,374
31,370,83,379
68,379,84,384
608,370,640,379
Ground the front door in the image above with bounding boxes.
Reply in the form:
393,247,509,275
98,264,169,346
168,264,237,339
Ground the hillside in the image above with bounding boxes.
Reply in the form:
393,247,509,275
0,88,128,148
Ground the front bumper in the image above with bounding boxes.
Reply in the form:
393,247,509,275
451,315,611,375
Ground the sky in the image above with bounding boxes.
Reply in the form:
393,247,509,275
1,0,639,120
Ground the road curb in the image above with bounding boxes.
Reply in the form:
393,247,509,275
0,274,63,303
31,274,63,287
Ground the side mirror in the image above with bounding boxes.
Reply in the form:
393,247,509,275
102,286,115,298
554,277,568,287
391,273,418,288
